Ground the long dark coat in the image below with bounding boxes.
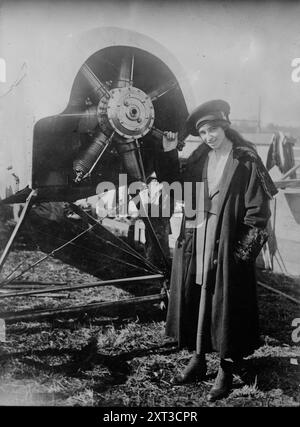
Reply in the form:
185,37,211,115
165,142,272,359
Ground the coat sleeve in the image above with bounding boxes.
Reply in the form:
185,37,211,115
156,142,208,184
155,149,181,184
243,160,271,229
234,160,271,262
157,146,207,220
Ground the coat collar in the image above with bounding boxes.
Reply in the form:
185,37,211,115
190,141,255,163
189,143,239,203
189,145,239,218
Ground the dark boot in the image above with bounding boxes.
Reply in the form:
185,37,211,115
207,359,233,401
173,353,207,385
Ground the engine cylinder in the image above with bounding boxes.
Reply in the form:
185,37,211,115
114,136,143,182
73,129,109,182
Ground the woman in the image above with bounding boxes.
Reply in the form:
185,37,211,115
163,100,277,401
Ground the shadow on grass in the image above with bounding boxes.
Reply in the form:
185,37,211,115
2,269,299,405
253,356,300,399
258,284,299,345
5,338,179,391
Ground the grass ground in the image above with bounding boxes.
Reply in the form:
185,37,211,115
0,250,299,407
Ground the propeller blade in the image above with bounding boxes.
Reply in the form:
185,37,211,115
148,80,178,102
49,105,98,133
130,54,135,86
80,63,110,101
77,105,99,133
113,49,134,89
38,109,88,134
57,108,97,119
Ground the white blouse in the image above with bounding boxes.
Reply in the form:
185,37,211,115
207,141,233,196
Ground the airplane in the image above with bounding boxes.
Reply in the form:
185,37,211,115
0,4,198,313
0,1,299,320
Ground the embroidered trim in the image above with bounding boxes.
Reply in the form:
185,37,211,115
234,146,278,199
234,226,269,262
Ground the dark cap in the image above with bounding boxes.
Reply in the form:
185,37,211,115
186,99,231,136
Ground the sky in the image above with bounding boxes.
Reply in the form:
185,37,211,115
0,0,300,129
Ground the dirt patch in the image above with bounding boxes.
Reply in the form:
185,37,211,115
0,251,299,407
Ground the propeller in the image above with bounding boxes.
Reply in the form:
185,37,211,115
71,48,187,186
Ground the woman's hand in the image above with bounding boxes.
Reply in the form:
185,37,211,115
162,131,178,152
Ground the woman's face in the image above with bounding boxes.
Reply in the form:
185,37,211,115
198,123,226,150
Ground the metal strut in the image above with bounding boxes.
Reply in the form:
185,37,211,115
0,189,37,275
25,222,157,276
0,293,166,323
82,131,115,181
0,215,161,287
137,195,170,275
0,274,164,299
0,222,100,287
70,203,161,274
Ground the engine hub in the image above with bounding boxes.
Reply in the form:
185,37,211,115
106,86,155,139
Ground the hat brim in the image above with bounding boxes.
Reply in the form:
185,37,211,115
186,99,230,136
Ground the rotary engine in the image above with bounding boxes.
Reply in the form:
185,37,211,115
73,58,155,183
31,45,188,200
